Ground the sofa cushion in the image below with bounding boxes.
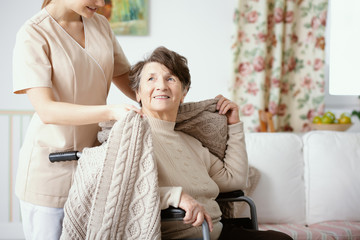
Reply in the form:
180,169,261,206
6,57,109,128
259,223,332,240
245,133,305,224
303,131,360,225
260,221,360,240
309,221,360,240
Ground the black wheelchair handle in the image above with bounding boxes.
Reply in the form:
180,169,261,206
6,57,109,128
161,206,186,220
49,151,81,163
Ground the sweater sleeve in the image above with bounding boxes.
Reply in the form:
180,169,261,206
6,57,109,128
159,186,183,210
208,121,249,192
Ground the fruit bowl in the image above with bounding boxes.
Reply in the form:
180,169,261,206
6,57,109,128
311,123,353,131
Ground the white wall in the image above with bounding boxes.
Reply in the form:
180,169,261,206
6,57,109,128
0,0,237,110
0,1,40,110
109,0,237,105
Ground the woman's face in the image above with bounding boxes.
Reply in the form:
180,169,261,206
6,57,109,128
136,62,187,121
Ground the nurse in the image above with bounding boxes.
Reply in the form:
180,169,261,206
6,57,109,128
12,0,139,239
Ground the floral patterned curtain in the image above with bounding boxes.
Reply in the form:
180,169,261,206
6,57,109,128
231,0,328,132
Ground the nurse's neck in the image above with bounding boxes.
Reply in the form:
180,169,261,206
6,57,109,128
45,2,85,48
45,2,82,23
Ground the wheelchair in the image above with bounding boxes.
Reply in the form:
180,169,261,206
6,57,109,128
50,151,258,240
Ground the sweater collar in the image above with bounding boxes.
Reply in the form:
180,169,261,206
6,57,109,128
147,116,176,132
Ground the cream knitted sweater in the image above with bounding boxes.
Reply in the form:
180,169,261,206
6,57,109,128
148,117,248,239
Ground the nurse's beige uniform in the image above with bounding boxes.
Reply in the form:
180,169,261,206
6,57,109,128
13,9,130,209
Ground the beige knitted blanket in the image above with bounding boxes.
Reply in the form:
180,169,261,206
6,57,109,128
61,111,161,240
61,98,260,239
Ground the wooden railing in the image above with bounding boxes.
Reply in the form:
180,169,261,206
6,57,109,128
0,110,33,224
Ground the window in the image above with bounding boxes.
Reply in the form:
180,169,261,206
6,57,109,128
324,0,359,109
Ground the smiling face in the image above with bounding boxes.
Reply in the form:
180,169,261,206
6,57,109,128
77,0,105,18
136,62,187,121
58,0,105,19
46,0,105,20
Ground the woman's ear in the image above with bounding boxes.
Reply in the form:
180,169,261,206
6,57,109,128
136,90,141,103
180,88,188,103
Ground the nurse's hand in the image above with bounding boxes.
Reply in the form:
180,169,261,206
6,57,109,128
108,104,143,120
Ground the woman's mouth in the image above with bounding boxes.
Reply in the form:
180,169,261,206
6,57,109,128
87,6,97,12
154,96,170,99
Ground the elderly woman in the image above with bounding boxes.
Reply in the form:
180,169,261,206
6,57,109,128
129,46,292,240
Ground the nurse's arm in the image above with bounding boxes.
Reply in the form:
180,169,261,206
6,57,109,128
26,87,140,125
112,71,137,101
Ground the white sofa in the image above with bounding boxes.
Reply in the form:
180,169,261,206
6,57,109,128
243,131,360,240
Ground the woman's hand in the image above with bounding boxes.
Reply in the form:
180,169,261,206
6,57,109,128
215,95,240,125
108,104,142,120
178,192,213,232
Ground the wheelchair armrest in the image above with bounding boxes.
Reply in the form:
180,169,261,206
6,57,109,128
215,190,258,230
161,206,186,221
216,190,245,202
161,189,246,218
161,190,246,220
161,206,211,239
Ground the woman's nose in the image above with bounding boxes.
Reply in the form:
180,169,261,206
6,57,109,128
96,0,105,8
155,78,168,90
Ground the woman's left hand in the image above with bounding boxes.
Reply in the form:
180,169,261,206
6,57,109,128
215,95,240,125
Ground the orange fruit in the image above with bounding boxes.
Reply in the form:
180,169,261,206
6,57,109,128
340,112,351,118
324,111,336,121
339,116,351,124
321,115,334,124
312,116,322,124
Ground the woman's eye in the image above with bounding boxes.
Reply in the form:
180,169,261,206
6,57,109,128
148,77,154,81
168,77,175,81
